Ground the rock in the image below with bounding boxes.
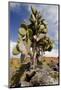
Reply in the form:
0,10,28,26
30,65,58,86
25,71,36,82
10,59,59,87
21,81,31,87
30,72,41,86
30,71,54,86
52,65,58,71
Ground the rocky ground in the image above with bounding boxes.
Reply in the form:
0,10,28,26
9,57,59,88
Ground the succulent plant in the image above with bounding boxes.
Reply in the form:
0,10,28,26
13,6,53,68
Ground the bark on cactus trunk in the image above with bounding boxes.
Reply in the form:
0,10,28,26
31,40,37,68
32,47,44,68
33,51,37,68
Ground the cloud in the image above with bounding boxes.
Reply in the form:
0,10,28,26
9,2,20,9
44,49,58,57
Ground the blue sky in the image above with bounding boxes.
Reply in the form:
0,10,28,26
9,2,59,57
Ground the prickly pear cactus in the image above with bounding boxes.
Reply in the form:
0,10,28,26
13,6,53,68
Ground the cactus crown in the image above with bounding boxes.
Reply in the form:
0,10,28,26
13,6,53,55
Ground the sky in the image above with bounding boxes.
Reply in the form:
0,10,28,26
9,2,59,57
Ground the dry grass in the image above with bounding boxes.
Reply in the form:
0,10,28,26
43,57,59,64
9,58,21,72
9,57,59,72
